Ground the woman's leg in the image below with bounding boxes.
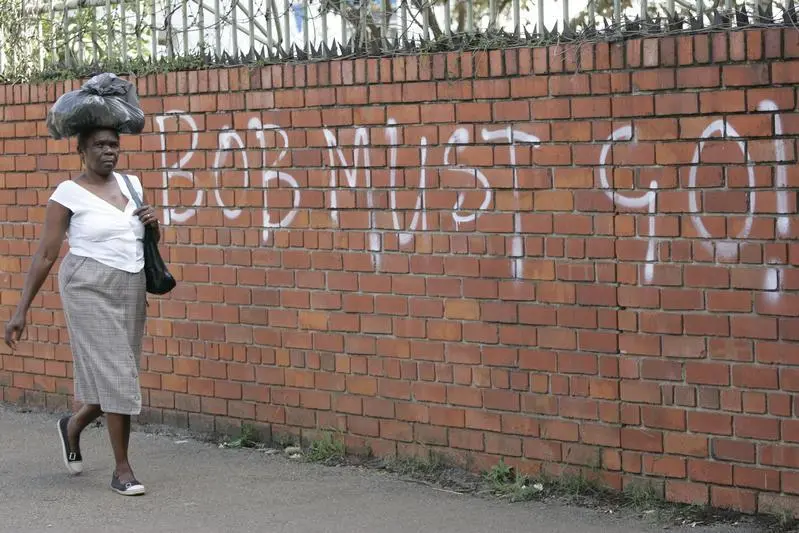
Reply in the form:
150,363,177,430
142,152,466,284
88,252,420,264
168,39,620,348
106,413,135,482
66,403,103,453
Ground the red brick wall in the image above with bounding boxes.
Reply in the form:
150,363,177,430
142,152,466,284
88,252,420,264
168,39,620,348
2,27,799,514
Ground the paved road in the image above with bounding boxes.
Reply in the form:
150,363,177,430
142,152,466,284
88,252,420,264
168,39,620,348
0,405,763,533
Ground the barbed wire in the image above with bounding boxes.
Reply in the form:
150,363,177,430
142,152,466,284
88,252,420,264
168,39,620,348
0,0,796,82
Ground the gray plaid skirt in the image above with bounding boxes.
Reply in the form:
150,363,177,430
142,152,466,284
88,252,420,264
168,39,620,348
58,253,146,415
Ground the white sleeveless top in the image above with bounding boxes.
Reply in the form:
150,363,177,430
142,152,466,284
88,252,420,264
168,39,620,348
49,173,145,273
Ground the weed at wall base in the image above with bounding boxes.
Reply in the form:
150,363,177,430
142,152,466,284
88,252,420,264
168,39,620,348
305,431,346,464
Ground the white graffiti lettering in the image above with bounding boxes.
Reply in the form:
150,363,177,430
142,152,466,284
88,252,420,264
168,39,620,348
156,100,793,301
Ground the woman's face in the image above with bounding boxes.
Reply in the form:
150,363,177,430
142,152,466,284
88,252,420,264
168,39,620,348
80,129,120,176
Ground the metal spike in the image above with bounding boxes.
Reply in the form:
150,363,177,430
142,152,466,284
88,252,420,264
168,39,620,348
757,2,773,23
717,8,732,27
562,20,576,39
623,15,639,35
368,37,380,55
324,40,336,58
736,5,750,27
667,12,682,31
785,0,797,24
644,14,661,33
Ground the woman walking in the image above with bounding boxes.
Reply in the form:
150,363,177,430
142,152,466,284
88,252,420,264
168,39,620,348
4,126,159,496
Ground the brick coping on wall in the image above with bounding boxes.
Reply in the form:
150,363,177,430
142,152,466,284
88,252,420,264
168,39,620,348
1,27,798,515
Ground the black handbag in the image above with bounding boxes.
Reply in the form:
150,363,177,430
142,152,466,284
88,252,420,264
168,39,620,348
119,173,177,295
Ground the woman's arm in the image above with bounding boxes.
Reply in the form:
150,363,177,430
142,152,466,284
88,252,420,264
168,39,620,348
5,201,71,350
134,189,160,243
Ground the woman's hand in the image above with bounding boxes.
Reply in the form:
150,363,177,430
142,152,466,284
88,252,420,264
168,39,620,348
4,311,26,351
134,205,159,228
6,200,71,352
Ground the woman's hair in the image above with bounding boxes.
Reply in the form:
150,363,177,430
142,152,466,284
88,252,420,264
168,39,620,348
77,128,119,152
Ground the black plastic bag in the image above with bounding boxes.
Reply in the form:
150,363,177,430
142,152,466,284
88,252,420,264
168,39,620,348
46,73,145,140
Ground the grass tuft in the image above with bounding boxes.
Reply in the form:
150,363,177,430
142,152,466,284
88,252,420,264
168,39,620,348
305,432,346,463
385,452,447,479
220,423,259,449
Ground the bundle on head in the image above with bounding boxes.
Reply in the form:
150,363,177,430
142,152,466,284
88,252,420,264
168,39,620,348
46,73,145,140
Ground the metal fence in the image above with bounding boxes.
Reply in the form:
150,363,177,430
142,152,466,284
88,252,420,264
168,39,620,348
0,0,795,80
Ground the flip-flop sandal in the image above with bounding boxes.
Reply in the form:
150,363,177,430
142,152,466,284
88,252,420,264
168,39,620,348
111,472,146,496
56,416,83,475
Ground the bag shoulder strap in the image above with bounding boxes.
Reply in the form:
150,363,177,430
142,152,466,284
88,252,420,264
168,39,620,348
118,173,143,208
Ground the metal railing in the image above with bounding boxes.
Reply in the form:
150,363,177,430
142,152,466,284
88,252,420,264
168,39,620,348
0,0,795,79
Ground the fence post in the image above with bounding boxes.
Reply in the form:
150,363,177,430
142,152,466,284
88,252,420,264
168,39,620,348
303,0,309,51
63,3,71,67
401,0,408,37
537,0,543,31
320,0,326,49
165,0,174,57
107,0,114,60
214,0,222,57
249,0,256,52
135,0,142,58
197,0,205,52
381,0,389,39
423,0,429,38
181,0,189,54
88,3,97,63
358,0,366,46
151,0,158,60
122,0,129,61
50,0,56,65
283,0,291,54
37,0,45,70
0,25,5,75
266,0,275,52
341,0,348,46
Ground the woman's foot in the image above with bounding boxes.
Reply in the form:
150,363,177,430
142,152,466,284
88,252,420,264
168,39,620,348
56,416,83,475
111,471,145,496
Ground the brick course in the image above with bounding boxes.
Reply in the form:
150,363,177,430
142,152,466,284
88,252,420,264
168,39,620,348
1,27,798,514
